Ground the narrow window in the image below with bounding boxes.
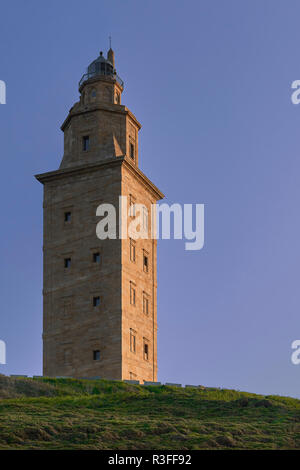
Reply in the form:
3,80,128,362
130,329,136,353
142,207,148,231
82,135,90,151
130,142,135,160
93,350,100,361
93,252,101,263
64,211,71,222
130,239,136,262
64,258,71,269
129,194,136,217
143,253,149,273
130,282,136,306
64,349,71,365
93,296,100,307
143,293,149,315
144,342,149,361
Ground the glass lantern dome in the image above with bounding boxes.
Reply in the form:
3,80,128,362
79,51,124,89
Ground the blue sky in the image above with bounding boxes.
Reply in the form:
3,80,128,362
1,0,300,397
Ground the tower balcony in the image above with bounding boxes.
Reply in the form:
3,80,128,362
79,69,124,89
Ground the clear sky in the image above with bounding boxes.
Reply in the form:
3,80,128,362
1,0,300,397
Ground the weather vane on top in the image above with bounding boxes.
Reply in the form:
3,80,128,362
109,35,112,49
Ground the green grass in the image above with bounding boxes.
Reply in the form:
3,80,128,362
0,375,299,449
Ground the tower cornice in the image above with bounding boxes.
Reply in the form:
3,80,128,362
61,103,141,132
35,157,164,201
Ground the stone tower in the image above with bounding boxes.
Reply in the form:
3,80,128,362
35,49,164,382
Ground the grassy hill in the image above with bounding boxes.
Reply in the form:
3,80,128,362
0,375,299,449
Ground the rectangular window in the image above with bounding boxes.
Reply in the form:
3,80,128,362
63,349,71,365
143,253,149,273
130,329,136,353
130,142,135,159
143,293,149,315
64,211,71,222
93,350,100,361
83,136,90,151
93,252,101,263
130,282,136,306
64,258,71,269
93,296,100,307
142,207,148,231
129,194,136,217
143,340,149,361
130,239,136,262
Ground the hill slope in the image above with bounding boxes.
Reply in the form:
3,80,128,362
0,375,299,449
